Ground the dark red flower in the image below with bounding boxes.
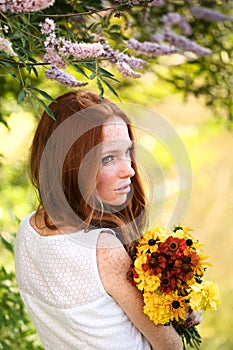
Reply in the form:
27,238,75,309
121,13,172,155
158,236,186,260
160,272,177,293
127,267,139,285
173,250,200,282
142,253,167,276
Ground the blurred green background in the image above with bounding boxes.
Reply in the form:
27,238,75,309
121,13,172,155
0,77,232,349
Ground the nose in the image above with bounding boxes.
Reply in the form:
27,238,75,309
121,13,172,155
118,157,135,178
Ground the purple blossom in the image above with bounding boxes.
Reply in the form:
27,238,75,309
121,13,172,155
0,37,17,56
56,39,104,59
45,67,88,88
0,0,55,13
2,25,9,33
161,13,192,35
161,13,181,26
190,5,230,22
98,36,147,69
127,38,175,57
180,17,192,35
40,18,55,35
117,53,146,69
98,36,118,62
116,61,141,78
41,22,105,69
151,33,164,43
150,0,165,7
44,32,57,48
43,48,67,69
164,30,211,56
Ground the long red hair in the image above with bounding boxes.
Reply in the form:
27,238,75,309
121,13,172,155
30,90,148,244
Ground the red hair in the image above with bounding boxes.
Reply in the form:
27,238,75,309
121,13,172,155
30,90,148,243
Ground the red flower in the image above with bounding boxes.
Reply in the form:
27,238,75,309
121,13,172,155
142,253,167,276
158,237,187,260
160,272,177,293
173,250,200,282
127,267,139,285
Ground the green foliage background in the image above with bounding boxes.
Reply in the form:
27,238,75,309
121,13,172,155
1,88,233,349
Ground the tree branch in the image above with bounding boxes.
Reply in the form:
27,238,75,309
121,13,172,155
0,57,109,67
39,4,125,18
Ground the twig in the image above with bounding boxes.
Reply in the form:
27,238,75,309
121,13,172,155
0,57,110,67
39,4,125,18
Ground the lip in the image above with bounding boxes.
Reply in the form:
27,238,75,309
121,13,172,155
115,184,131,194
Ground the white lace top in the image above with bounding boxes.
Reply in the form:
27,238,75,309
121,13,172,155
15,212,151,350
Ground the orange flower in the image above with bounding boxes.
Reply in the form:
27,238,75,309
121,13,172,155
158,236,187,260
142,253,167,276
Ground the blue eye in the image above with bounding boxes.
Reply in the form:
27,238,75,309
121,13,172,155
102,155,114,165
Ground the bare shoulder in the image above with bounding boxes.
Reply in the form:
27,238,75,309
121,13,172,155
96,231,131,295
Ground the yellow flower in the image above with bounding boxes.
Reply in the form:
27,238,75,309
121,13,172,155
173,225,204,251
193,253,211,276
134,254,160,291
189,280,220,311
143,291,189,324
137,228,160,254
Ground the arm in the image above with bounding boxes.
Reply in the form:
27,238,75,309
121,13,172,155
97,232,183,350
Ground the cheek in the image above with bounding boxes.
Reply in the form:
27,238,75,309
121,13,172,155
96,167,116,192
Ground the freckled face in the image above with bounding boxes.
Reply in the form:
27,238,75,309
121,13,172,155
96,116,135,206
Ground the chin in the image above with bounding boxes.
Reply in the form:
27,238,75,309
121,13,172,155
103,195,128,208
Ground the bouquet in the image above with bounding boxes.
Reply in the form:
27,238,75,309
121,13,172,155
127,225,220,349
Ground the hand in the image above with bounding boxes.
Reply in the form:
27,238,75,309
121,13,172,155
184,308,202,328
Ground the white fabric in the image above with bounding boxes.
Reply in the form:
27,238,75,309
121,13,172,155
15,212,151,350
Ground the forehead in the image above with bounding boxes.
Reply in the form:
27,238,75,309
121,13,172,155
102,115,130,142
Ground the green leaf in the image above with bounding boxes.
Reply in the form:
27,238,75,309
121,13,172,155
0,113,9,128
97,79,104,100
36,97,55,120
73,64,89,78
81,62,96,72
17,89,27,104
110,24,121,31
0,63,19,81
98,67,115,78
0,235,14,253
89,72,96,80
101,78,120,100
30,86,56,102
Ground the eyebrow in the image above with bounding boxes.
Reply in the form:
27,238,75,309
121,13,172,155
101,140,133,156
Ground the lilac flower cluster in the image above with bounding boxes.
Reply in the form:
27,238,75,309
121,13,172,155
41,19,105,63
150,0,165,7
179,17,192,36
0,0,55,13
161,13,192,35
118,53,146,70
164,30,211,56
161,13,181,26
127,38,175,57
0,37,17,56
99,36,146,77
40,18,107,86
43,48,67,69
151,33,164,43
56,39,104,60
45,67,88,88
116,61,141,78
41,20,147,86
190,5,230,22
40,18,55,34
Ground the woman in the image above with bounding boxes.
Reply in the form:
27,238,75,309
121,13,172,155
15,90,185,349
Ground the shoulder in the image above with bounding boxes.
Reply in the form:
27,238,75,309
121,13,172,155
97,231,132,295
